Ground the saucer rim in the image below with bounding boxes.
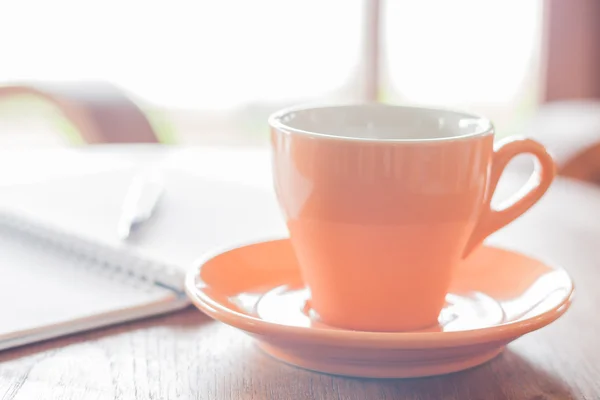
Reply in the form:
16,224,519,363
184,236,574,349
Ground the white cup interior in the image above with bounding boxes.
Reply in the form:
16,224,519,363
270,104,493,141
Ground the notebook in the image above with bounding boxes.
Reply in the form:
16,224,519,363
0,166,287,350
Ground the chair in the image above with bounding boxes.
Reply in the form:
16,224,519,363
0,81,160,144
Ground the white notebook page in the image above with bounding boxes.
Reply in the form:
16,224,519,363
0,167,287,348
0,224,177,336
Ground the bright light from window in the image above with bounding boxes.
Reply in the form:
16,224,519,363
0,0,363,109
384,0,542,105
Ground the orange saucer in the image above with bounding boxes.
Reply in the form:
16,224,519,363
184,238,574,378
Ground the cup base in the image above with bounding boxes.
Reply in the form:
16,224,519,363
303,300,440,332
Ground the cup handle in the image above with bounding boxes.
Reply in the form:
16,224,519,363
462,137,557,258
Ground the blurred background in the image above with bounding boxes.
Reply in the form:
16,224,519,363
0,0,598,160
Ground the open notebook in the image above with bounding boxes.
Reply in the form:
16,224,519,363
0,167,286,350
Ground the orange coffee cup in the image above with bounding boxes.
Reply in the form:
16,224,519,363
269,104,555,332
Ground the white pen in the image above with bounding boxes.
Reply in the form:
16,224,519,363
117,169,165,240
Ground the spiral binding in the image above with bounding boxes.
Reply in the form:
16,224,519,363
0,209,183,292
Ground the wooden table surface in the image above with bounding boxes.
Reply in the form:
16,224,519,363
0,145,599,400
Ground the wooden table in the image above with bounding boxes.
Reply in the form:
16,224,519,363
1,145,599,400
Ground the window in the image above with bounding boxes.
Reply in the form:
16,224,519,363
0,0,543,146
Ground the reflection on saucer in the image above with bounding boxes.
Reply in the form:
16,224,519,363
253,286,505,333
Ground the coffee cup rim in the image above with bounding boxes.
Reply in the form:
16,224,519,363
268,102,495,143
